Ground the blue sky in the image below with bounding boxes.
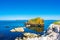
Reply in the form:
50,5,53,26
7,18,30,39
0,0,60,20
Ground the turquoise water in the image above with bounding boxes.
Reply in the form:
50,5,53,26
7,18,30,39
0,20,56,40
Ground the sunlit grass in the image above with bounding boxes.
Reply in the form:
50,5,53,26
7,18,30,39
53,20,60,25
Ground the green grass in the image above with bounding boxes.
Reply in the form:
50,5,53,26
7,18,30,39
53,20,60,25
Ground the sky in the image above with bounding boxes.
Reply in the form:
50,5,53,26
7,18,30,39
0,0,60,20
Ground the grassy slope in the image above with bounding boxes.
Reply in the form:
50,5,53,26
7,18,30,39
53,20,60,25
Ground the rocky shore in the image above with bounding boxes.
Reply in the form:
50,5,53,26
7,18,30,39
13,21,60,40
10,20,60,40
15,33,41,40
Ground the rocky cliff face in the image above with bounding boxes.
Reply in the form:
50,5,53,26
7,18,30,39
25,17,44,32
45,21,60,40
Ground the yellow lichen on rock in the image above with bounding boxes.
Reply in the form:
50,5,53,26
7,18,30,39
28,17,44,25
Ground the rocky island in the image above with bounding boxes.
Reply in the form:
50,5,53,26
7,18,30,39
25,17,44,32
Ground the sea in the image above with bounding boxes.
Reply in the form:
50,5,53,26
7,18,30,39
0,20,56,40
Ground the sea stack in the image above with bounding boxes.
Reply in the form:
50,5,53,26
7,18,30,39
25,17,44,32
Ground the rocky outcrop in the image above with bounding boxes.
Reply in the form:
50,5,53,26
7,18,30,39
10,27,25,32
25,17,44,26
15,33,41,40
24,33,39,37
44,21,60,40
25,17,44,32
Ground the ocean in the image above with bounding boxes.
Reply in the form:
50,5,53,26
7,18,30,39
0,20,56,40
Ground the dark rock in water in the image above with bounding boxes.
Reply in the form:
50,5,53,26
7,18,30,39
5,26,10,28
